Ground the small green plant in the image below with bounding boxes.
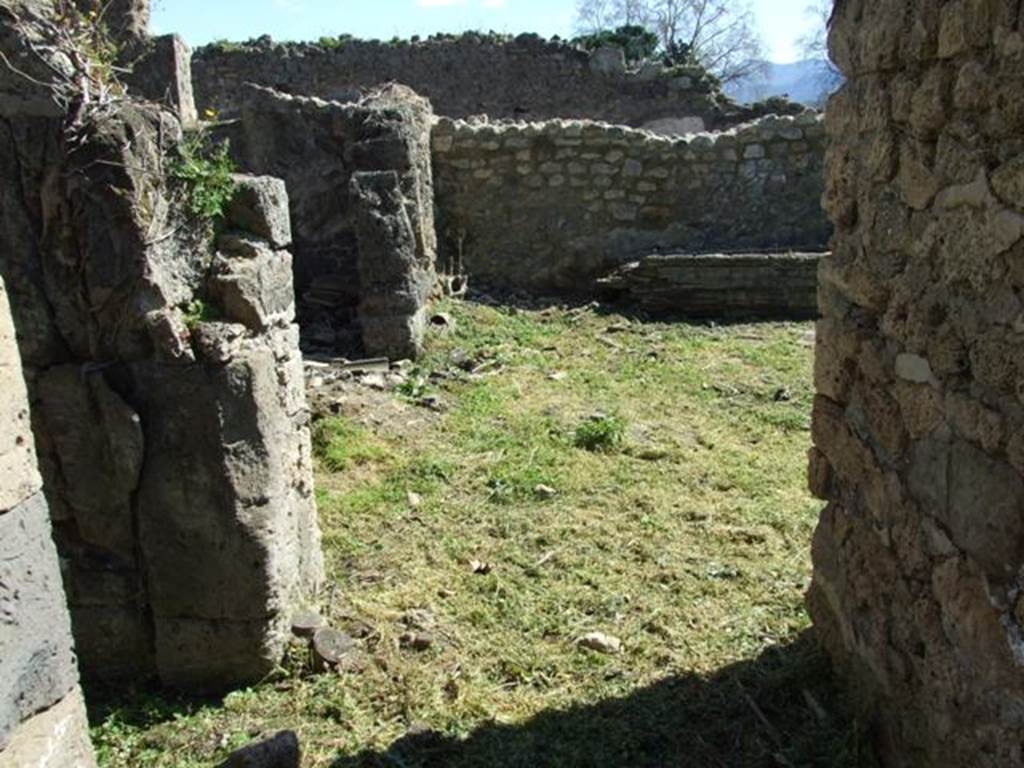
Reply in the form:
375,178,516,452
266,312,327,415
317,35,346,50
181,298,216,329
571,25,659,64
573,412,626,452
210,39,245,53
170,131,236,221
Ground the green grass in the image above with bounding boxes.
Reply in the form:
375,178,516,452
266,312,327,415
90,300,873,767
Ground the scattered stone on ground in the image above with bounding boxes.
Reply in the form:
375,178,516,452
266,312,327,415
217,731,300,768
290,611,326,639
533,484,558,499
399,631,436,651
578,632,623,655
311,628,357,671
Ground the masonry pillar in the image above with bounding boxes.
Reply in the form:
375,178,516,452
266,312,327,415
808,2,1024,765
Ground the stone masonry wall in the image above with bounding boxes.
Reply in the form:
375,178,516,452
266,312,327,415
808,1,1024,765
1,274,95,767
432,114,829,295
220,84,438,359
191,34,803,131
1,2,323,692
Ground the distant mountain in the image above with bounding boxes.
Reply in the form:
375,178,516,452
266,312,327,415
725,59,841,107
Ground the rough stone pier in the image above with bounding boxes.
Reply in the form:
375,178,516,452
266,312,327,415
809,1,1024,765
0,0,322,703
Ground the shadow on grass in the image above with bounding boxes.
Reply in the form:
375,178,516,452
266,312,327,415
86,682,224,731
331,632,877,768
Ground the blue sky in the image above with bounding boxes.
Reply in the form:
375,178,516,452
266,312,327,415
152,0,819,63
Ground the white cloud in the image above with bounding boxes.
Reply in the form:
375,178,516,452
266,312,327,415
480,0,507,7
416,0,467,7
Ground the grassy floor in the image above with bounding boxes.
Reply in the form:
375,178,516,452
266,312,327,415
90,300,872,767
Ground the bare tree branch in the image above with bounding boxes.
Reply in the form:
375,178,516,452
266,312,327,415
796,0,842,105
574,0,765,85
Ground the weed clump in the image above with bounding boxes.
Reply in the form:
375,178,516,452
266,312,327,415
180,298,216,330
573,413,626,452
170,131,236,221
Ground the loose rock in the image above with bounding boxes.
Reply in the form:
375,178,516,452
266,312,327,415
218,731,300,768
578,632,623,654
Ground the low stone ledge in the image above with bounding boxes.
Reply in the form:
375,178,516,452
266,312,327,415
599,251,823,319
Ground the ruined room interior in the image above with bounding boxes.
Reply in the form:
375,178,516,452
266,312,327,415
2,1,1023,766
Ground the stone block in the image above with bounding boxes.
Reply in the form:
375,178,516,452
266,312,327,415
210,242,296,331
0,688,95,768
350,171,434,359
124,34,197,125
589,46,625,76
226,175,292,249
35,366,144,562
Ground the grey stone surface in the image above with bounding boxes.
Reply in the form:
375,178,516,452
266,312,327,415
226,175,292,249
78,0,149,42
351,171,434,359
0,276,41,511
217,730,299,768
220,84,438,358
0,493,79,751
589,46,626,76
0,688,95,768
808,1,1024,765
210,237,296,331
133,324,322,690
124,34,197,125
35,366,144,562
0,9,323,692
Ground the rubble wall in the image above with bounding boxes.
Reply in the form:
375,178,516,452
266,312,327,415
191,34,803,129
432,114,829,295
808,1,1024,765
0,273,95,766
